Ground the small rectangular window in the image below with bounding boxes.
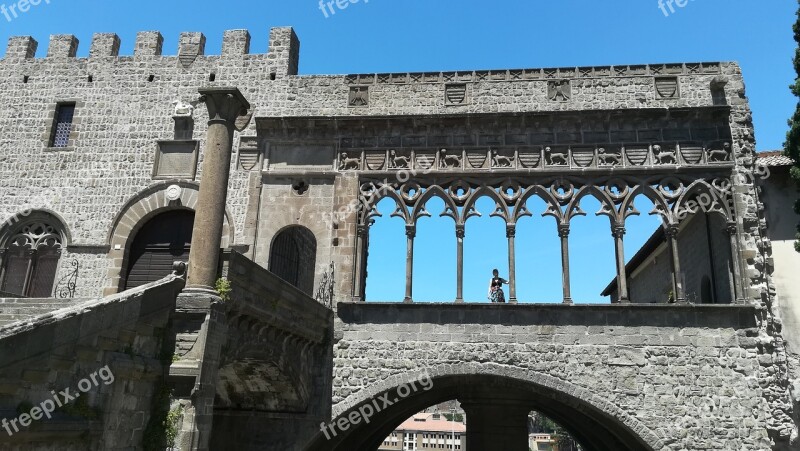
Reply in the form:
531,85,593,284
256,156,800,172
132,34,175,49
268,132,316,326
51,103,75,148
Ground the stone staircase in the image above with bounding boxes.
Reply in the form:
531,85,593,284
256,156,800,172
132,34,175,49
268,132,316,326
0,298,88,328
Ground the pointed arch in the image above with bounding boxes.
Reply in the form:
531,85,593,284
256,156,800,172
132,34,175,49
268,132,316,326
618,180,674,225
410,185,459,225
569,183,618,224
461,185,510,225
672,179,733,223
363,184,409,225
513,184,563,224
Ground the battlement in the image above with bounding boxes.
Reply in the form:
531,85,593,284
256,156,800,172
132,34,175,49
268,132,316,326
2,27,300,75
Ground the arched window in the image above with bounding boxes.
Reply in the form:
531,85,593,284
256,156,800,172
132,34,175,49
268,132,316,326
269,226,316,295
124,210,194,290
0,218,65,298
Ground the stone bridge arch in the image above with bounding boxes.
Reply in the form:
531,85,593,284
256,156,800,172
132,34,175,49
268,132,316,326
306,363,662,451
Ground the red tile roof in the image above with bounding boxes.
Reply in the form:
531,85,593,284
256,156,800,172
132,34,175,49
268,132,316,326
396,413,466,433
758,151,794,167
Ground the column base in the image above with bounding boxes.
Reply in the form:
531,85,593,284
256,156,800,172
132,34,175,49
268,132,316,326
455,298,465,304
403,298,413,304
509,298,518,304
177,288,222,310
184,285,218,295
563,297,574,305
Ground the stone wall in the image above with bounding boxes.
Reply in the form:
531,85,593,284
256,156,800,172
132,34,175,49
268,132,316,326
208,252,333,451
625,213,733,304
0,27,753,303
331,303,793,450
0,24,795,449
0,272,185,450
626,238,672,303
253,175,336,295
0,29,298,297
759,164,800,439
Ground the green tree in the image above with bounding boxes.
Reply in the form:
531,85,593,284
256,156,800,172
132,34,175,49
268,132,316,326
785,0,800,252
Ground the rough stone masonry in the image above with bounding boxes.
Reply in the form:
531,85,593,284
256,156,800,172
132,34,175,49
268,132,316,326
0,26,796,450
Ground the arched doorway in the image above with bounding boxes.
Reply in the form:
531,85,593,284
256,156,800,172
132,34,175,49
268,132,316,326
268,226,317,295
304,372,657,451
124,210,194,290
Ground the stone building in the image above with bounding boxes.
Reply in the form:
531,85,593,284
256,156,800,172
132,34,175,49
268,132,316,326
604,151,795,307
0,26,797,451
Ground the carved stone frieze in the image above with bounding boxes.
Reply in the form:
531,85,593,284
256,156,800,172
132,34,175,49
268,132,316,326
344,63,721,86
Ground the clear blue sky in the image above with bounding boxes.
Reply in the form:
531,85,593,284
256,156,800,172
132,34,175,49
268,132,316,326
6,0,796,303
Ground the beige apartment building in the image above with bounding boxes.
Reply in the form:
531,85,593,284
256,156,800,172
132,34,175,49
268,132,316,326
379,413,466,450
529,433,558,451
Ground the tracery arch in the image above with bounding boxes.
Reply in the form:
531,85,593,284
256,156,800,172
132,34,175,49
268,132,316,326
0,212,68,298
354,175,740,304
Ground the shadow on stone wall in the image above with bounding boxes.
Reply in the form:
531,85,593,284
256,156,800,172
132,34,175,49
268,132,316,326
0,269,186,450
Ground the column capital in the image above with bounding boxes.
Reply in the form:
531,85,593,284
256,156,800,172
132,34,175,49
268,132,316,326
505,223,516,238
198,87,251,125
558,223,570,238
725,221,738,236
456,224,466,239
611,223,626,239
405,224,416,239
357,223,369,237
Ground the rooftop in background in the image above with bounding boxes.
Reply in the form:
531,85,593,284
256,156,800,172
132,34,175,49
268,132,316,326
758,150,795,166
397,413,466,434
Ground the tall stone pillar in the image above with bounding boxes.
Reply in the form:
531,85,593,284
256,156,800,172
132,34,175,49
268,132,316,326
456,224,465,303
404,224,415,303
186,87,251,292
726,221,745,304
171,88,249,451
612,223,630,303
559,223,573,304
352,224,368,302
461,398,530,451
665,224,686,303
506,224,517,303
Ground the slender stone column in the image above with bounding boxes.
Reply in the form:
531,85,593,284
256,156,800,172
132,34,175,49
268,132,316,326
456,224,465,304
506,224,517,303
404,224,415,303
726,221,745,304
186,88,250,292
352,224,368,302
559,223,573,304
665,224,686,303
460,398,530,451
612,223,630,303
